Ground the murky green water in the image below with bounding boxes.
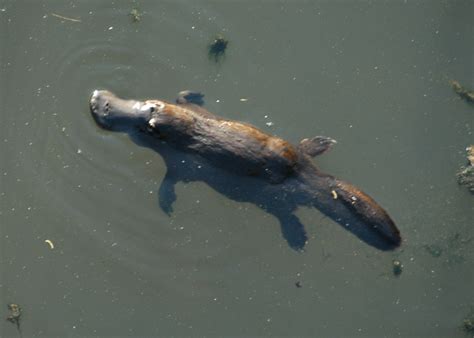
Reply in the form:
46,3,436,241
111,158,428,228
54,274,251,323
1,1,473,336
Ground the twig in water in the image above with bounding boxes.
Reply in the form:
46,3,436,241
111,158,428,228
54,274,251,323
50,13,81,22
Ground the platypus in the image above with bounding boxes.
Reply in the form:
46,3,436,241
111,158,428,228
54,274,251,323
90,90,401,250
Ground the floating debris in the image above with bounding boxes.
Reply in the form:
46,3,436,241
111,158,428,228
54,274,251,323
6,303,21,334
45,239,54,249
295,281,302,288
467,146,474,166
458,166,474,193
464,318,474,333
392,260,403,277
129,8,142,22
463,309,474,334
50,13,81,22
456,146,474,194
450,80,474,103
208,35,228,62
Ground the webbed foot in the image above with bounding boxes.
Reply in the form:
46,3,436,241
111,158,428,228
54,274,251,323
298,136,337,157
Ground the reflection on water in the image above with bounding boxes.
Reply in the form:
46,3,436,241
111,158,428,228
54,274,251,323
1,0,473,336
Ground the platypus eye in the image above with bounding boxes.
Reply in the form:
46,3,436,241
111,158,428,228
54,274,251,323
149,106,156,113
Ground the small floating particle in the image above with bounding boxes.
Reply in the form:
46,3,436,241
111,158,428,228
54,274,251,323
77,149,82,154
45,239,54,249
129,8,142,22
331,190,338,199
424,244,443,257
108,26,114,30
50,13,82,22
239,98,248,102
392,260,403,276
265,122,274,127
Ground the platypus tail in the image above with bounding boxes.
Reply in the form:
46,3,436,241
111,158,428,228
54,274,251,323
297,165,401,249
332,179,401,247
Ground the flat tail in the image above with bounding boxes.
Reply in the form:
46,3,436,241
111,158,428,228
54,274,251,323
333,180,401,247
297,165,401,250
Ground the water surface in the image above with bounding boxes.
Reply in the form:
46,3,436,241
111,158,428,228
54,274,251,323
1,1,473,336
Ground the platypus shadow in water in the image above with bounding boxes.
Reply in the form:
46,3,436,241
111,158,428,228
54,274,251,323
90,89,401,251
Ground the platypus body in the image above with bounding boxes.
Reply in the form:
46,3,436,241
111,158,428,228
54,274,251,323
90,90,401,250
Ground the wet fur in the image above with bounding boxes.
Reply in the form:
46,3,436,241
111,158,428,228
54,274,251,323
146,100,298,183
91,92,401,251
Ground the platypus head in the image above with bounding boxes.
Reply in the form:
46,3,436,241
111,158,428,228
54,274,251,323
90,90,158,132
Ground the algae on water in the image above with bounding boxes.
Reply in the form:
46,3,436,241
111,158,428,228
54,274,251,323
450,80,474,103
208,35,229,62
129,8,142,22
456,146,474,194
